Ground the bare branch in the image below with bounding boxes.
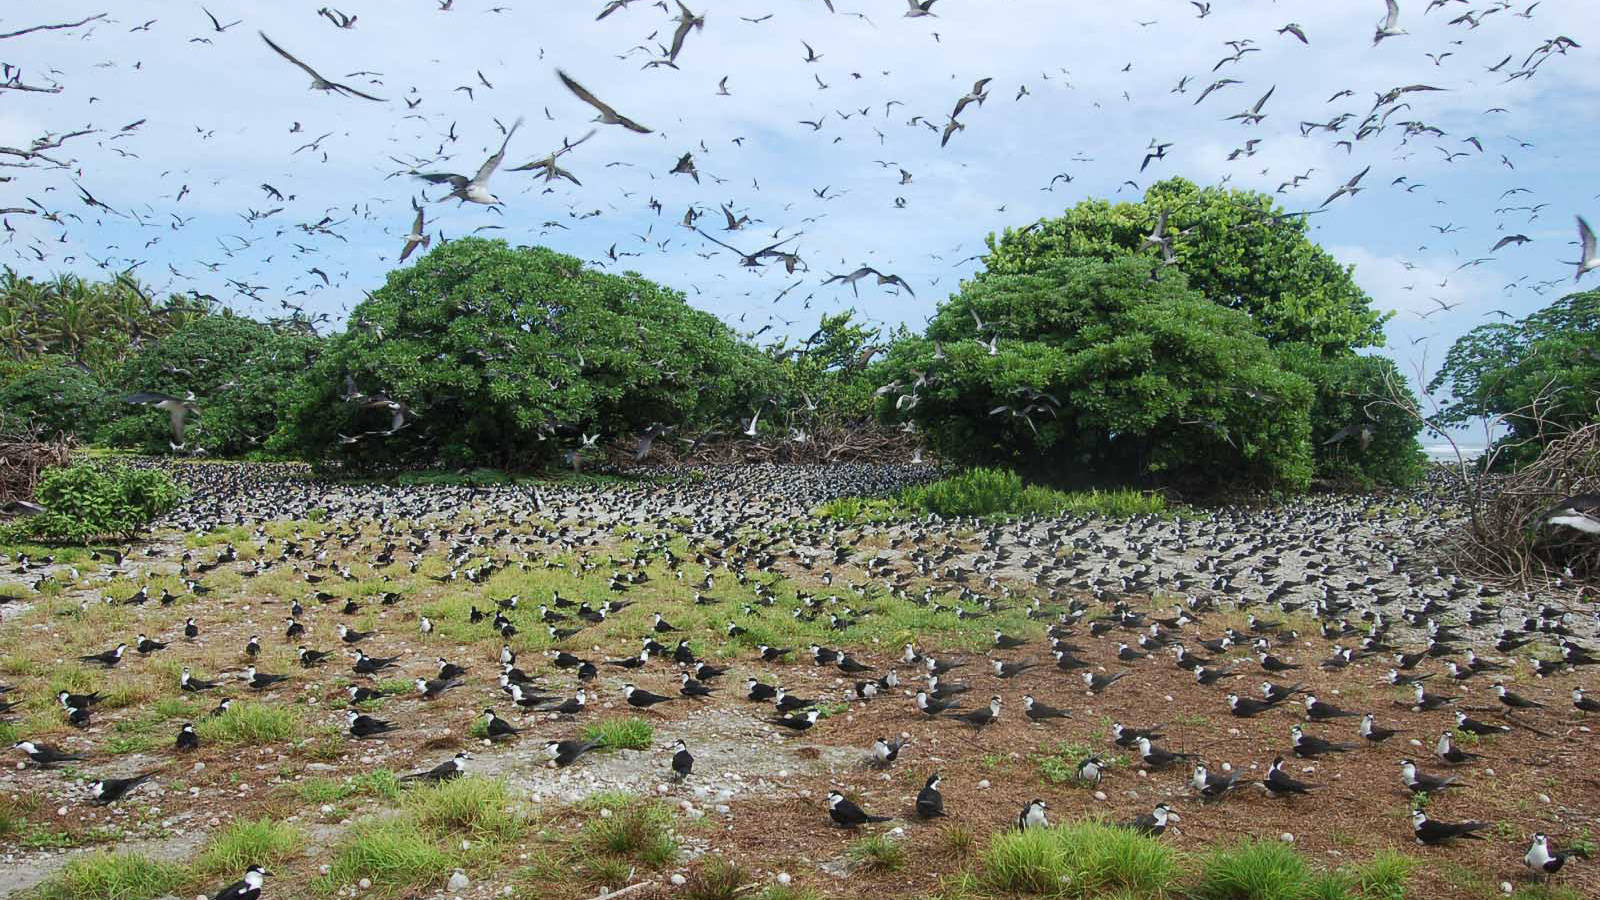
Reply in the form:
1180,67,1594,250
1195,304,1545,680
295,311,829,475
0,13,107,40
0,80,64,94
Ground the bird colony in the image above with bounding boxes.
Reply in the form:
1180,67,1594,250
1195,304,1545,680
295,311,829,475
2,2,1599,900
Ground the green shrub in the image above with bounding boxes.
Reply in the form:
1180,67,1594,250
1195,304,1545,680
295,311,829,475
194,702,301,745
681,857,748,900
579,792,678,866
0,356,104,440
847,834,906,872
982,820,1176,898
30,850,185,900
582,717,654,751
1191,840,1313,900
896,468,1168,519
195,819,303,877
0,463,183,544
403,776,528,841
314,818,453,895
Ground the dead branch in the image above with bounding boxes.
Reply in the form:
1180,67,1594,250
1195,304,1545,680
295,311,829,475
580,881,658,900
0,13,107,40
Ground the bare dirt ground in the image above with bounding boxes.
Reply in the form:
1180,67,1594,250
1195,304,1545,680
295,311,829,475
0,462,1596,900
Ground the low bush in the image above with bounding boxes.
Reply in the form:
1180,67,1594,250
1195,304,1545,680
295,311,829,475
195,702,301,745
1191,840,1312,900
313,818,453,895
195,818,303,878
29,850,185,900
579,791,678,866
982,820,1176,898
582,717,654,751
1,463,182,544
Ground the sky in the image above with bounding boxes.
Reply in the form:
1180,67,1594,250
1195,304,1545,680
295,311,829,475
3,0,1597,439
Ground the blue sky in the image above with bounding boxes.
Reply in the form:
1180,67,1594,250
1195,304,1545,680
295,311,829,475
3,1,1596,432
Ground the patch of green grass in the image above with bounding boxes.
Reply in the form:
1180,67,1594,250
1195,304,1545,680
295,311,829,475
1508,887,1585,900
195,818,303,878
313,818,453,896
289,770,401,804
103,734,157,755
0,792,36,838
982,821,1176,898
848,834,906,872
900,468,1169,519
942,822,978,858
581,717,654,751
195,701,301,745
403,776,528,841
29,850,186,900
680,857,748,900
1191,839,1313,900
579,792,678,866
1348,850,1414,900
756,887,822,900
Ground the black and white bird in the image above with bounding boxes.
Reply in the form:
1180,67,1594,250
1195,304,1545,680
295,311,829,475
545,738,600,767
1023,694,1070,722
670,739,694,779
1453,710,1510,736
80,643,126,667
769,708,820,732
954,695,1001,730
244,666,289,690
1083,671,1129,693
1359,713,1399,743
1524,832,1588,882
402,752,469,783
1260,756,1316,798
1412,809,1489,845
828,790,890,827
1400,759,1462,794
175,722,199,752
483,708,520,740
916,773,946,818
624,683,676,709
90,770,158,804
1191,764,1243,799
1017,798,1050,830
870,736,907,767
180,667,219,692
1572,687,1600,714
1303,694,1359,720
347,710,396,738
1124,803,1177,836
13,740,83,767
1494,683,1545,710
210,865,270,900
1434,730,1482,765
1544,493,1600,533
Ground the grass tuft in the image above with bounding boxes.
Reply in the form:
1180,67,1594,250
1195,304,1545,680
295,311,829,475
579,791,678,866
29,850,185,900
848,834,906,872
195,701,301,745
403,776,528,841
314,818,453,896
982,820,1176,898
680,857,748,900
582,717,654,750
195,818,303,878
1191,839,1312,900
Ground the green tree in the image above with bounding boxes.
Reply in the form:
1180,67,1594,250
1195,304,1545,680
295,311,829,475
98,313,321,455
273,239,772,468
981,178,1388,354
881,255,1315,491
1276,345,1425,486
1428,288,1600,463
0,356,105,439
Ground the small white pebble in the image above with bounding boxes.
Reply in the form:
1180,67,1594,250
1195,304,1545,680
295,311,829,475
359,878,372,889
1500,882,1513,894
1093,791,1107,801
1538,793,1551,804
777,873,792,885
670,874,687,886
1485,768,1496,776
1280,833,1295,843
1137,770,1148,779
977,779,991,789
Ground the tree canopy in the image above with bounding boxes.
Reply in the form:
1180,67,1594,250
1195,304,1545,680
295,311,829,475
1429,287,1600,461
881,255,1316,490
982,178,1389,355
272,238,771,468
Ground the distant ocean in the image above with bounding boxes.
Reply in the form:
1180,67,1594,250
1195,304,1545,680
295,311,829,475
1424,444,1486,462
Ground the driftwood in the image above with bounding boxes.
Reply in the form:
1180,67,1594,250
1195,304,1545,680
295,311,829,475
580,881,658,900
0,420,74,506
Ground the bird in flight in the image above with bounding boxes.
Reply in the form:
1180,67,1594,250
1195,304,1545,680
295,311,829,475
557,69,652,133
414,118,523,205
259,32,385,101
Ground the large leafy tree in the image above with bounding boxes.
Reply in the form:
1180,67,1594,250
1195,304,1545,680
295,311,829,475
881,255,1315,491
982,178,1388,354
1429,288,1600,462
0,355,105,439
98,313,322,455
273,239,772,468
0,269,210,377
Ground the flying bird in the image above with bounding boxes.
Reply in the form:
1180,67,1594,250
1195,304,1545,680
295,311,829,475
258,32,386,102
557,69,652,133
414,117,523,205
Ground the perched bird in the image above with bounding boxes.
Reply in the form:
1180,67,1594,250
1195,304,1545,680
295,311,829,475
13,740,83,768
916,773,946,818
1017,798,1050,830
1400,759,1462,794
1412,810,1489,845
482,708,519,741
403,752,469,783
1124,803,1177,836
1525,833,1588,882
871,736,907,767
1022,695,1070,722
175,722,199,752
347,710,396,738
209,865,270,900
545,738,601,767
90,770,158,804
670,739,694,779
1260,756,1316,798
1192,764,1244,799
828,790,890,827
624,683,676,709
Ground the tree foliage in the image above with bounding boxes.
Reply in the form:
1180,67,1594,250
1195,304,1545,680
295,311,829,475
1276,345,1425,486
881,255,1315,491
1428,288,1600,463
0,463,183,544
0,269,211,378
0,355,105,439
981,178,1388,354
273,239,771,468
97,313,321,456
